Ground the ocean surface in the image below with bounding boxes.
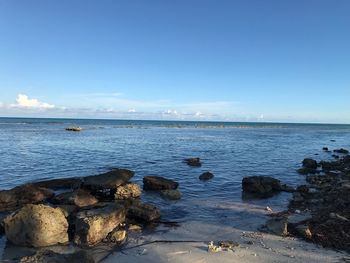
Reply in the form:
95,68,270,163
1,117,350,226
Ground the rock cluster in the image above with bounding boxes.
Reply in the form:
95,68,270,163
242,176,294,197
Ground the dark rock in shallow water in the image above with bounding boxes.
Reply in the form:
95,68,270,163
18,250,94,263
332,154,340,159
52,189,98,208
184,157,202,167
82,169,134,191
143,176,178,190
4,204,68,247
242,176,282,197
160,189,182,200
334,148,349,154
74,204,126,247
199,171,214,181
262,217,288,236
0,184,54,212
33,177,82,190
322,147,329,151
127,202,161,222
297,167,317,175
302,158,318,169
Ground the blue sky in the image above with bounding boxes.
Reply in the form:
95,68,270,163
0,0,349,123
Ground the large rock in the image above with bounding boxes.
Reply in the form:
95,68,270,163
184,157,201,167
82,169,134,191
127,202,161,222
114,183,141,200
3,204,68,247
74,204,126,247
143,176,178,190
52,189,98,208
33,177,82,190
302,158,318,169
18,250,94,263
242,176,282,196
333,148,349,154
0,184,54,212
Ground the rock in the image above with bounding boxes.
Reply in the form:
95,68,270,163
322,147,329,151
18,250,94,263
143,176,178,190
297,167,317,175
33,177,82,190
292,192,304,202
128,224,142,232
242,176,282,196
199,172,214,181
83,169,135,191
185,157,201,167
295,224,312,239
296,185,309,193
264,217,288,236
74,204,126,247
287,212,312,224
114,183,141,200
3,204,68,247
52,189,98,208
55,205,78,217
105,228,127,243
302,158,318,169
65,127,82,132
280,184,295,192
332,154,340,159
0,184,54,212
160,189,182,200
127,203,161,222
334,148,349,154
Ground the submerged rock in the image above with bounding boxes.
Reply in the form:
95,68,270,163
114,183,141,200
0,184,54,212
83,169,134,191
185,157,202,167
297,167,317,175
242,176,282,196
143,176,178,190
4,204,68,247
199,171,214,181
52,189,98,208
74,204,126,247
160,189,182,200
302,158,318,169
18,250,94,263
127,202,161,222
334,148,349,154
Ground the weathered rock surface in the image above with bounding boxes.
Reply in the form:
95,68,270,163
18,250,94,263
74,204,126,247
199,171,214,181
83,169,134,191
33,177,82,190
143,176,178,190
105,228,127,243
242,176,282,196
52,189,98,208
0,184,54,212
160,189,182,200
4,204,68,247
127,202,161,222
302,158,318,169
185,157,201,167
114,183,141,200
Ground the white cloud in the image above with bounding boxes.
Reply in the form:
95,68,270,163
11,94,55,109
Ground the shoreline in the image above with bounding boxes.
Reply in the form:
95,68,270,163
0,150,349,262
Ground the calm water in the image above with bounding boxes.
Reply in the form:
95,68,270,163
1,117,350,224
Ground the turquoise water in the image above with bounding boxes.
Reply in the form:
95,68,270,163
1,117,350,223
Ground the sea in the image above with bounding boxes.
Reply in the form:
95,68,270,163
1,117,350,226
